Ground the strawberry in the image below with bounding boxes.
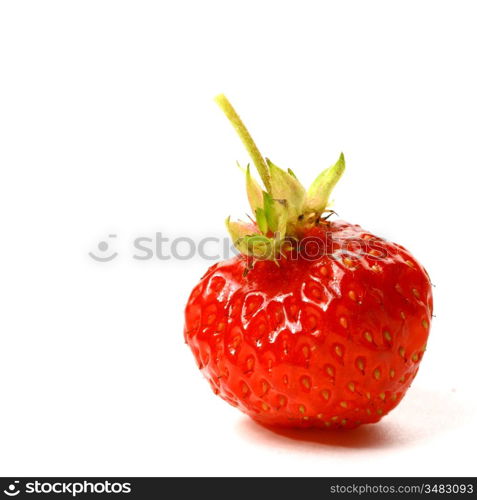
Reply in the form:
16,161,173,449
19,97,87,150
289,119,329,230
184,95,432,428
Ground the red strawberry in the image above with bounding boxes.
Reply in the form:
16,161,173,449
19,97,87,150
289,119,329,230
184,95,432,428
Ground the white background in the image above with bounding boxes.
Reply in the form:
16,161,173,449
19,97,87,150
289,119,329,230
0,0,476,477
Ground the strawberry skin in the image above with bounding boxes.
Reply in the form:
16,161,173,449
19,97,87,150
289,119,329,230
185,221,432,428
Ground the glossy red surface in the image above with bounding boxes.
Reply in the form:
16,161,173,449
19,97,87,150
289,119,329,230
184,221,433,428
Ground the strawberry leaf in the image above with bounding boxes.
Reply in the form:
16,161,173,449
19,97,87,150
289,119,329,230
273,199,288,240
262,192,277,231
255,207,268,234
241,234,275,259
287,168,298,179
245,164,264,214
225,217,255,243
266,158,305,219
306,153,345,216
217,94,347,261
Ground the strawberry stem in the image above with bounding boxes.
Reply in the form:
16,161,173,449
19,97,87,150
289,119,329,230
215,94,272,192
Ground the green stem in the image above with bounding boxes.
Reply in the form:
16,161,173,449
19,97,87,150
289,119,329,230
215,94,271,192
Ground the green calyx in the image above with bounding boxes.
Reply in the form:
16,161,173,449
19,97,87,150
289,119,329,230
215,94,345,261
